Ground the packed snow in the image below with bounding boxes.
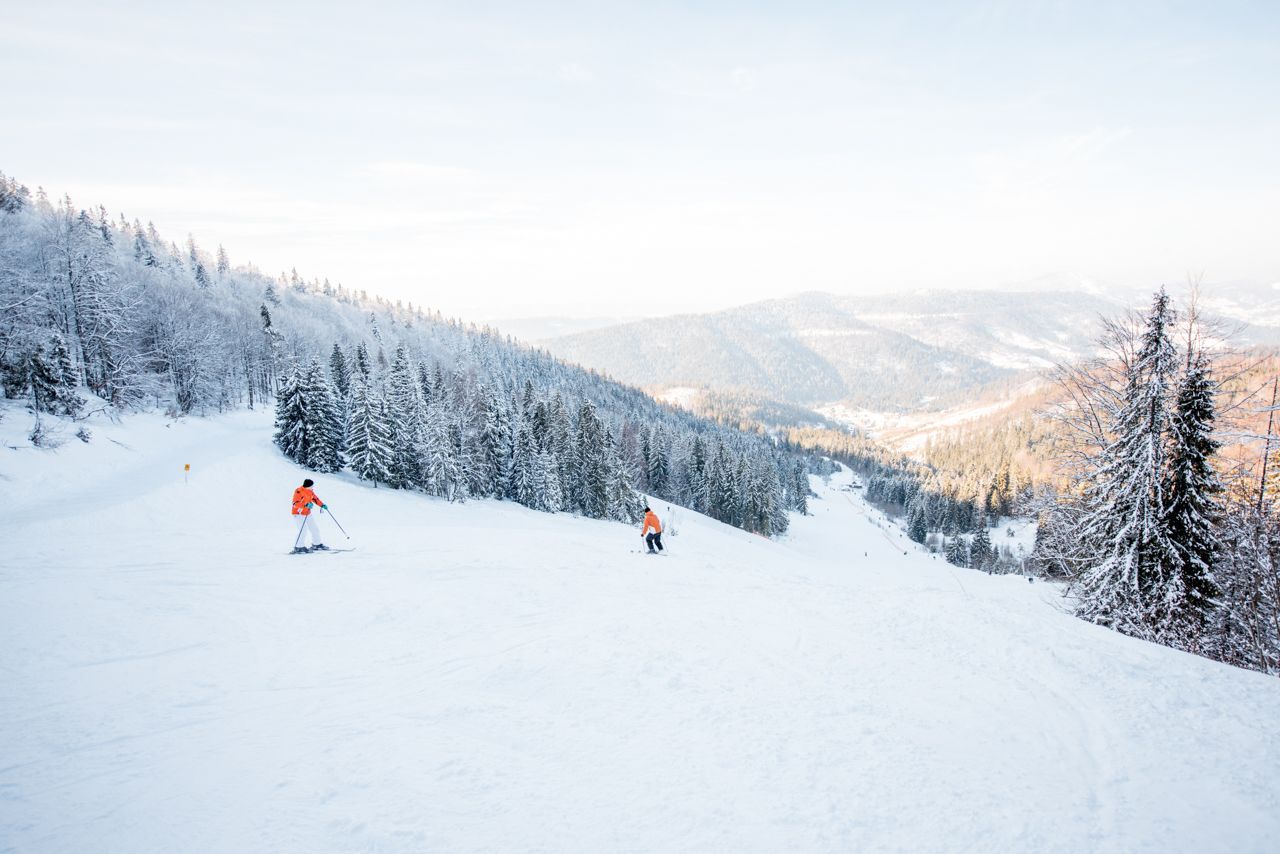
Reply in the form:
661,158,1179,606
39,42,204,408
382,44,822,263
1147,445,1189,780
3,406,1279,852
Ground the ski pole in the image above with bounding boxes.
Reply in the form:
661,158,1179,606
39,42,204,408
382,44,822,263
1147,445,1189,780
293,515,308,551
323,506,351,540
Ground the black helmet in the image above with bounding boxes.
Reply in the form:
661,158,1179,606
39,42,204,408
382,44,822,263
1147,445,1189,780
643,506,650,512
302,478,315,488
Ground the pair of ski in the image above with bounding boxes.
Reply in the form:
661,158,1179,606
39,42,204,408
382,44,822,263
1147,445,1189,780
289,546,355,555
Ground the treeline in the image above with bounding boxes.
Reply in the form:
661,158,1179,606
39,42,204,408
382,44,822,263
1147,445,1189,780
782,424,1031,545
0,171,809,536
275,344,810,532
1036,290,1280,675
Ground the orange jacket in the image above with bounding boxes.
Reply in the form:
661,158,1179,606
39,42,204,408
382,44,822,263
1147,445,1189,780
642,510,662,535
292,486,323,516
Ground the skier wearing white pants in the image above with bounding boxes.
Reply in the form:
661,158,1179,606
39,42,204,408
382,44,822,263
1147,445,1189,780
291,478,329,553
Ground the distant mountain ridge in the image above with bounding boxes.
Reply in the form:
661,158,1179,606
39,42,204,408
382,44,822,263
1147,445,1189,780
540,288,1280,413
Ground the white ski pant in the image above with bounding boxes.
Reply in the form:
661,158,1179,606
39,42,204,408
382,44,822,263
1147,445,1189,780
294,513,324,546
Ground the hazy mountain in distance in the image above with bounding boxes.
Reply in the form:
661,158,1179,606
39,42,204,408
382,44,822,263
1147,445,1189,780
542,287,1280,413
487,315,639,344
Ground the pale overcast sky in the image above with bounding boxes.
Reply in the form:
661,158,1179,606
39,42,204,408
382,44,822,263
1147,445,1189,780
3,1,1277,320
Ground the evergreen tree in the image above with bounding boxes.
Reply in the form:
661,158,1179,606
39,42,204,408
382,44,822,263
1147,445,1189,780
907,500,928,544
422,399,465,501
549,394,573,495
574,401,609,518
945,534,969,567
384,347,426,489
28,335,83,416
791,459,809,515
133,227,157,267
353,341,371,379
605,427,644,521
28,339,83,416
971,520,994,571
1163,351,1223,643
686,436,708,512
534,449,564,512
511,422,541,508
474,389,510,498
647,427,670,497
345,373,393,486
305,359,343,472
274,367,312,467
329,343,351,399
1076,290,1182,638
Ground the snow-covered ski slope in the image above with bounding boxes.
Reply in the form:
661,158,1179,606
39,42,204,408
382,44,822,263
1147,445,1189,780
3,408,1279,853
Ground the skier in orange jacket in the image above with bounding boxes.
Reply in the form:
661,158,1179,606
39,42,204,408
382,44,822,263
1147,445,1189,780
641,506,664,554
291,478,329,553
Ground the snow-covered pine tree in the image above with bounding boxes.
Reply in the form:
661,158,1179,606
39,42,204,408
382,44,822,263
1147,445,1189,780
303,358,343,472
534,448,564,512
28,335,84,416
647,427,670,498
1163,351,1224,645
638,427,653,492
790,459,809,515
549,394,573,496
329,343,350,399
704,443,732,524
421,398,465,501
418,363,434,406
273,366,312,467
574,401,609,518
29,344,66,416
511,421,541,508
1076,289,1182,639
473,388,509,498
345,372,393,486
971,520,994,571
188,236,209,288
945,534,969,567
605,426,643,521
907,500,928,544
770,461,791,534
685,436,708,513
384,346,426,489
353,341,371,379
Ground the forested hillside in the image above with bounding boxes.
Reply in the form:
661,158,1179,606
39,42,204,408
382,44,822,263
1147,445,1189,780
0,172,809,535
544,289,1280,413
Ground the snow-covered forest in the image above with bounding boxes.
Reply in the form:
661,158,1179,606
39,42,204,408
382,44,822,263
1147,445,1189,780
0,172,808,535
1035,290,1280,674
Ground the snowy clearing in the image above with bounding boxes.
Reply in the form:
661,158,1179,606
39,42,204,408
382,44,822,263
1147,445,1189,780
2,407,1279,853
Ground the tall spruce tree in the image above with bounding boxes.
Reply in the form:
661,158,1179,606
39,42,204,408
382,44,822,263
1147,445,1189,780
574,402,609,518
1076,289,1182,638
345,372,393,485
511,422,541,508
1163,351,1223,643
274,364,340,472
329,343,351,398
384,346,426,489
971,519,994,571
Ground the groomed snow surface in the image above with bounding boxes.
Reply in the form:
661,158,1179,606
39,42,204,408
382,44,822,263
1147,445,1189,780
3,407,1279,853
